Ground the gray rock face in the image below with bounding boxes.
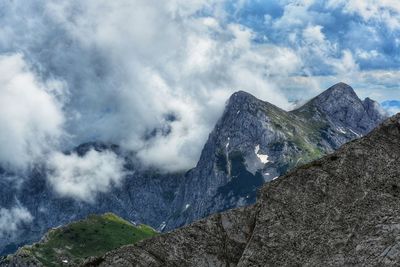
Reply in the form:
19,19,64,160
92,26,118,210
168,83,386,229
83,207,257,267
0,83,387,255
293,82,386,137
81,113,400,267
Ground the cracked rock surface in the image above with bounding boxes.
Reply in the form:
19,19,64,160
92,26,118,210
83,114,400,267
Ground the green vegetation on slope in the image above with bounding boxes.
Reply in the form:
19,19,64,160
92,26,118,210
19,213,157,266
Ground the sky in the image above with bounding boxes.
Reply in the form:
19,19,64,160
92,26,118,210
0,0,399,177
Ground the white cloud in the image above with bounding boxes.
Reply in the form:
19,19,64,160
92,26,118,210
302,25,325,44
0,0,397,172
273,0,316,29
385,106,400,115
332,50,359,75
0,205,33,238
327,0,400,30
38,0,295,170
47,149,126,202
0,54,65,170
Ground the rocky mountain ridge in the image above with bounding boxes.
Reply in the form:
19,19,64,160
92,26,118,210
168,82,386,228
81,113,400,267
0,83,387,255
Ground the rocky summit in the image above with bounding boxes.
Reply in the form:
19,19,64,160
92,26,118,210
0,83,387,256
168,82,387,228
293,82,387,136
81,113,400,267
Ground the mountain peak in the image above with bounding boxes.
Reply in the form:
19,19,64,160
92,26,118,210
226,91,281,114
227,90,258,106
293,83,387,136
317,82,358,100
328,82,353,91
293,82,360,114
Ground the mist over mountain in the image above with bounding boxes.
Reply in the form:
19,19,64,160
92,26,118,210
0,83,386,257
81,113,400,267
2,93,397,267
0,2,399,266
0,1,398,174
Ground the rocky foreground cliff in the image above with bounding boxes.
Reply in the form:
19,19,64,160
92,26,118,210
82,113,400,266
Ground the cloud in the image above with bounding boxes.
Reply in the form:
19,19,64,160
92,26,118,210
0,0,297,171
0,205,33,238
47,149,126,202
0,53,65,170
327,0,400,30
0,0,398,172
382,100,400,115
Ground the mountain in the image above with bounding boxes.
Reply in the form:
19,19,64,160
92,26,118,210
0,148,181,256
0,83,387,255
0,213,157,266
293,82,387,136
167,82,386,228
81,113,400,267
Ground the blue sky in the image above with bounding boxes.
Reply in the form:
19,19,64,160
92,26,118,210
225,0,400,100
228,1,399,68
0,0,398,171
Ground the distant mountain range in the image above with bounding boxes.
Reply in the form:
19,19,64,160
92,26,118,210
0,82,387,256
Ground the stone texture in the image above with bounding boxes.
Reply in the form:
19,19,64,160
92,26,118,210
82,207,257,267
81,113,400,267
239,113,400,266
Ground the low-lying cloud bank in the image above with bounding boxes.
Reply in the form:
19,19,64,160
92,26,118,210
0,54,65,170
0,205,33,238
47,149,126,203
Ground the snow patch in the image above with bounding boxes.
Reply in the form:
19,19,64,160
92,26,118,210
255,145,269,164
272,176,279,180
226,137,230,149
337,127,347,134
184,204,190,211
237,110,240,115
349,129,361,137
159,221,166,231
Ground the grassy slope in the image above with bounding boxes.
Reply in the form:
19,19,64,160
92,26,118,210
258,102,326,169
19,213,157,266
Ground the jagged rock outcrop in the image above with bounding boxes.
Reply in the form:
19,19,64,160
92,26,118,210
168,82,387,229
293,82,387,138
0,83,387,256
82,113,400,267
